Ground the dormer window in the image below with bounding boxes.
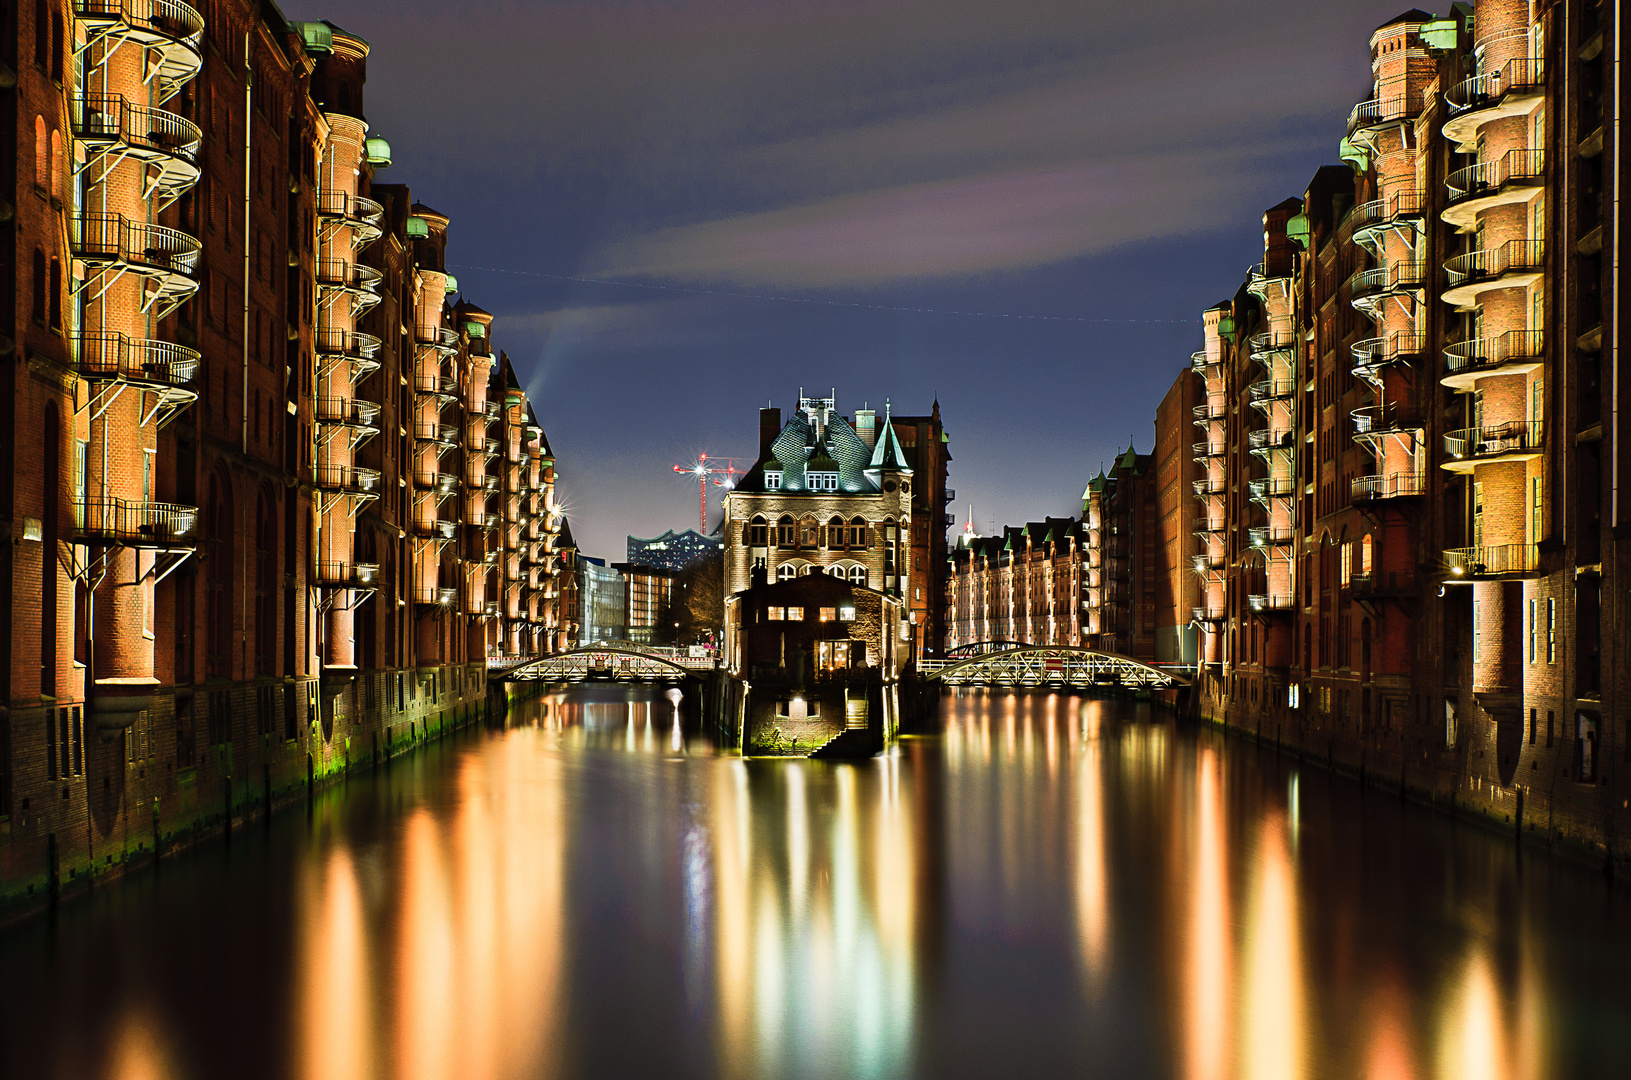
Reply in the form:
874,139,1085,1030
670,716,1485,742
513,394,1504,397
765,470,782,490
807,471,838,492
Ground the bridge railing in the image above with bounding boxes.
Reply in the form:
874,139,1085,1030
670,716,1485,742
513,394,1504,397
916,647,1186,689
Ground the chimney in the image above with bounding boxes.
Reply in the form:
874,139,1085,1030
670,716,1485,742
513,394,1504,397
854,408,876,449
759,407,782,456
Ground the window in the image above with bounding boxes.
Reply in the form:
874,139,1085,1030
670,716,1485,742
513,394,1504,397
827,517,844,548
33,115,46,189
786,607,804,621
819,607,836,622
776,564,796,581
1546,597,1555,664
827,564,846,578
765,471,782,490
839,606,856,621
1528,599,1538,664
49,128,62,198
799,517,818,548
1529,476,1544,543
850,517,867,548
848,565,866,586
749,516,767,547
777,516,794,547
1472,600,1482,663
1360,534,1373,576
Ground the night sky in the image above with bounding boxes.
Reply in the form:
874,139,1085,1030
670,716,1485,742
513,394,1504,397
294,0,1404,561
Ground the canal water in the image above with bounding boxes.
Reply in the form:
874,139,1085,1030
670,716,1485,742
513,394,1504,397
2,686,1629,1079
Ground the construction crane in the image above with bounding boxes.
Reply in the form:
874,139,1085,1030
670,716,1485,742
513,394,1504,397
671,453,743,533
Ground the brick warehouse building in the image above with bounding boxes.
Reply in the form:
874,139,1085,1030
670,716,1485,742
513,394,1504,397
722,393,951,660
945,519,1086,651
0,2,564,905
1159,2,1628,861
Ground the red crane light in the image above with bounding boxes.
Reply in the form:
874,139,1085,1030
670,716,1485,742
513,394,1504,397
671,453,742,532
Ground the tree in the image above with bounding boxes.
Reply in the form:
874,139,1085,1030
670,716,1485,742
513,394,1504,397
665,551,724,646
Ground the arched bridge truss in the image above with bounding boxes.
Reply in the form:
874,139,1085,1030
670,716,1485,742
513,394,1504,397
918,647,1185,690
501,647,712,683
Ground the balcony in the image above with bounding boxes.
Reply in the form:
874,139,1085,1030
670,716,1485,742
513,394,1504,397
1192,606,1226,624
1247,427,1293,454
1346,88,1424,136
1248,593,1295,613
1443,150,1546,231
1247,330,1297,364
1246,263,1293,304
483,400,502,420
1192,441,1225,459
482,512,501,530
1351,404,1420,439
75,95,200,204
1443,58,1546,150
411,518,457,540
1248,525,1295,549
1344,190,1425,249
316,189,386,246
1351,332,1426,386
1192,515,1223,537
72,214,199,314
1443,544,1539,579
72,0,204,100
1192,477,1225,498
414,371,459,408
1190,350,1216,374
1248,378,1296,409
416,326,461,355
74,497,197,547
1441,330,1544,390
316,561,380,588
1347,260,1427,311
1248,476,1295,504
316,329,383,380
413,420,459,447
1351,473,1427,502
1442,240,1544,310
315,258,384,312
414,470,459,495
414,586,460,607
75,332,199,391
1192,553,1224,574
1192,401,1226,425
484,600,501,617
315,396,381,431
1442,421,1543,471
314,463,383,494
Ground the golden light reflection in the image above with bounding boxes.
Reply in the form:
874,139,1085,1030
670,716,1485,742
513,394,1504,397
1241,808,1302,1080
1074,699,1108,996
1437,947,1503,1080
1364,974,1414,1080
297,846,373,1080
1186,746,1230,1080
103,1007,175,1080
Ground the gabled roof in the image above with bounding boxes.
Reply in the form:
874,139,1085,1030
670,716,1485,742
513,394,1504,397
1377,8,1435,30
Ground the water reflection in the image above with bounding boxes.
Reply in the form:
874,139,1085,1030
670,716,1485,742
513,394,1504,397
0,685,1625,1080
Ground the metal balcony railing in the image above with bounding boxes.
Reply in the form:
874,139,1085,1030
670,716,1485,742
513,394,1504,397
316,189,386,236
414,471,459,495
1192,516,1223,535
412,518,457,540
315,561,380,587
1351,473,1427,501
73,0,205,46
75,332,199,388
1445,57,1546,113
1349,570,1418,599
415,326,461,351
1247,330,1298,360
1351,404,1419,435
483,400,502,419
414,370,459,396
1193,477,1226,497
74,496,197,545
484,600,501,617
1248,593,1295,612
1248,525,1295,548
1444,239,1545,288
315,258,383,294
413,586,459,607
315,396,380,428
315,329,383,359
1249,477,1296,501
413,420,459,446
75,94,200,163
1249,378,1297,403
73,213,200,278
1444,544,1539,578
1192,606,1226,623
1348,261,1428,302
1347,88,1424,135
1193,441,1225,458
1446,149,1546,203
1344,190,1426,240
1351,331,1426,370
1247,427,1293,452
1192,402,1226,423
1443,420,1543,460
1192,554,1224,574
1443,330,1545,377
1190,350,1216,374
314,464,383,492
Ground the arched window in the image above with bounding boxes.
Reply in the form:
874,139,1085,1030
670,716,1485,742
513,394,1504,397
31,249,46,323
850,516,867,548
799,516,819,548
849,565,867,585
49,128,63,198
827,516,844,548
48,257,61,329
776,564,797,581
749,515,767,547
827,564,846,578
776,515,794,547
34,116,46,188
1360,533,1373,576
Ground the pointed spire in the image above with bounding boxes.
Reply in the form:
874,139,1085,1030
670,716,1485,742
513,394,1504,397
868,399,912,471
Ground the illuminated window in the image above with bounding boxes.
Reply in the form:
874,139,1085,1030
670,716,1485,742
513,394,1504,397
776,564,796,581
848,565,866,586
749,515,767,547
1546,597,1555,664
839,606,855,621
765,470,781,490
786,607,804,621
768,607,785,621
777,516,794,547
819,606,835,622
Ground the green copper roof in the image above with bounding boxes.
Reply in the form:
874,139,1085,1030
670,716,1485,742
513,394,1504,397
1339,137,1369,173
293,22,333,54
869,404,912,472
1286,213,1311,250
364,136,392,167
